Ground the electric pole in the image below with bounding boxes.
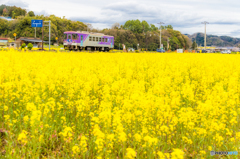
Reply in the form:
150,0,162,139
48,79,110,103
158,22,164,49
201,21,209,50
167,38,169,51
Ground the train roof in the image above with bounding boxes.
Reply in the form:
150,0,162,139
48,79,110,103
64,31,114,37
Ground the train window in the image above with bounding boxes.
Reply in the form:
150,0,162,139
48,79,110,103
81,35,83,41
64,34,67,39
68,34,71,39
111,39,112,43
105,38,107,42
96,37,98,41
93,37,95,41
89,36,92,41
72,34,78,40
102,38,104,42
99,38,101,42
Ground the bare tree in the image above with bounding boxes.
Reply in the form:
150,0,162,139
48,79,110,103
84,23,93,31
112,22,120,29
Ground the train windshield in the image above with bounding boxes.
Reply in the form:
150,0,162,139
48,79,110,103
64,34,67,39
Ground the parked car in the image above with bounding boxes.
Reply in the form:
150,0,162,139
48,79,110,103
197,50,208,53
156,49,165,53
221,50,231,54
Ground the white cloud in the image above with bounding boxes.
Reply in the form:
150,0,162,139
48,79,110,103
3,0,240,37
5,0,28,8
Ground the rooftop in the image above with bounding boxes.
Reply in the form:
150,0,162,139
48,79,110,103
0,16,14,21
63,31,113,37
0,38,8,40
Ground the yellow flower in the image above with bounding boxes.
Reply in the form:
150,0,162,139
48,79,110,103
23,116,29,122
134,133,141,142
39,135,44,142
126,148,136,159
72,145,80,155
157,151,165,159
171,149,184,159
208,146,212,151
80,135,88,153
26,102,36,111
4,115,10,121
18,130,28,145
4,106,8,111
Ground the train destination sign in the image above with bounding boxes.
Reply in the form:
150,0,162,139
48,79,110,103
31,20,43,27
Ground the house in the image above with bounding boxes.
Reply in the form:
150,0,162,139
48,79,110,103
16,37,43,48
0,38,8,47
0,16,14,21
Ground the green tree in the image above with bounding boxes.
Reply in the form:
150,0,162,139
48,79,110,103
192,41,197,50
21,43,26,49
12,11,15,19
28,11,35,17
27,43,33,50
150,24,158,31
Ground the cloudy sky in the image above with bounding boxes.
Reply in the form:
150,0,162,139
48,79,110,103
2,0,240,37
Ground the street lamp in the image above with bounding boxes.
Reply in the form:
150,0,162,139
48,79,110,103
201,21,209,50
157,22,164,49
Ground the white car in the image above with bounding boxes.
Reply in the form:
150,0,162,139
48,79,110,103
221,50,231,54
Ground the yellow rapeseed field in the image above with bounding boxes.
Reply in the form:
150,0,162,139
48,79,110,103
0,49,240,159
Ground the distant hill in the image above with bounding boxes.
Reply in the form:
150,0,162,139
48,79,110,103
186,33,240,47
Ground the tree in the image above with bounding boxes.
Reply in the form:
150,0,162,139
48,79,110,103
123,19,142,33
21,43,26,49
28,11,35,17
192,41,197,50
12,11,15,19
0,5,8,15
150,24,158,31
27,43,33,50
142,20,150,32
112,22,120,29
3,8,8,16
165,25,173,29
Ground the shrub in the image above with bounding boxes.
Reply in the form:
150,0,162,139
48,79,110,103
135,50,139,53
27,43,33,50
21,43,26,49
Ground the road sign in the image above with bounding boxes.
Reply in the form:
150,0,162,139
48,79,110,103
55,37,58,40
31,20,43,27
161,44,163,49
13,33,17,37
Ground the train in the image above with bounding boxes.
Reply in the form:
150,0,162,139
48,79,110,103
63,31,114,51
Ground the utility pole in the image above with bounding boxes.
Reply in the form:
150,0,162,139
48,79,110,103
42,24,44,50
44,20,51,51
158,22,164,49
201,21,209,50
167,38,169,51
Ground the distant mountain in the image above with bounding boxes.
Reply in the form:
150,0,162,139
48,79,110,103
186,33,240,47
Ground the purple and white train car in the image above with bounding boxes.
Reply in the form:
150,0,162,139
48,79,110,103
63,31,114,51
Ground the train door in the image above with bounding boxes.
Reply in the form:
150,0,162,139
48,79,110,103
80,35,83,46
67,34,72,43
111,38,113,48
